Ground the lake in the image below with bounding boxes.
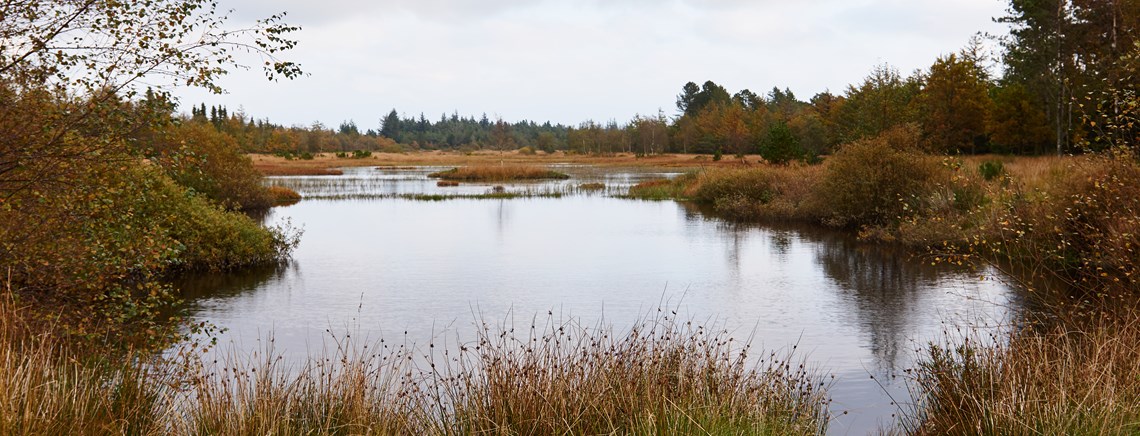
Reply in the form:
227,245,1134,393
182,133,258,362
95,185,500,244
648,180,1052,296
174,165,1021,434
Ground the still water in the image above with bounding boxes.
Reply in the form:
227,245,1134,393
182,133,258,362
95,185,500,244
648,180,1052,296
176,165,1020,434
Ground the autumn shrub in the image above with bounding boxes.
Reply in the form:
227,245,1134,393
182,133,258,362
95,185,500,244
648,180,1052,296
981,151,1140,299
812,126,941,228
626,174,695,201
904,152,1140,434
0,159,297,346
145,122,275,210
692,169,777,219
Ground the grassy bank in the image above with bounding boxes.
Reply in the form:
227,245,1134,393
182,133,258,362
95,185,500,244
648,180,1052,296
0,298,830,435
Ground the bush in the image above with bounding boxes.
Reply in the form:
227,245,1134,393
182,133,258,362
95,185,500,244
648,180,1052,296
978,159,1005,181
0,160,298,346
813,127,940,228
147,122,274,210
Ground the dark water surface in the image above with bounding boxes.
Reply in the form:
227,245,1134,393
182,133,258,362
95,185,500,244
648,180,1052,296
176,166,1020,434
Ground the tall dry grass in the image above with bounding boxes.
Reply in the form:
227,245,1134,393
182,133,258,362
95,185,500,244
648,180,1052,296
905,315,1140,435
0,289,830,435
0,292,169,435
441,313,829,435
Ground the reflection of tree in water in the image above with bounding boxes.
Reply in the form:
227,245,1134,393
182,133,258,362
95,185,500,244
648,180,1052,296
681,201,954,373
811,232,943,373
170,261,295,303
241,207,278,225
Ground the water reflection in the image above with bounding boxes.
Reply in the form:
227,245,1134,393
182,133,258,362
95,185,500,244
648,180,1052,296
176,167,1018,435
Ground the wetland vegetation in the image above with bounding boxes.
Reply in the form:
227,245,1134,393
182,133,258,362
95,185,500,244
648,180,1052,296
2,0,1140,434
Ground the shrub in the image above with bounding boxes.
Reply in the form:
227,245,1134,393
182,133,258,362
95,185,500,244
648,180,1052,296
147,122,275,210
627,179,681,201
0,160,298,346
813,127,940,228
517,146,536,155
978,159,1005,181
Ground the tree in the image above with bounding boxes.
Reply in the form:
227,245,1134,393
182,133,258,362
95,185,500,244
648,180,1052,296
677,82,701,116
836,64,919,143
491,118,515,162
760,121,804,164
675,80,731,117
917,53,994,154
989,83,1052,154
380,109,401,139
1,0,301,199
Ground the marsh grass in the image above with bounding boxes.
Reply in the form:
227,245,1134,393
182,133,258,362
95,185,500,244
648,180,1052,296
428,165,570,181
0,293,168,435
439,311,831,435
0,289,831,435
903,314,1140,435
266,185,301,205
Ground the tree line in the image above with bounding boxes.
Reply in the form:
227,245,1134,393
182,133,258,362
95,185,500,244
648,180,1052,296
190,0,1140,160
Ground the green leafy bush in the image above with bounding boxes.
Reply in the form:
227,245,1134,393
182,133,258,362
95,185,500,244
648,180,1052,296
978,159,1005,181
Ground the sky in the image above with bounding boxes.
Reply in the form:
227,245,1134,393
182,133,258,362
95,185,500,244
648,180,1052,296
173,0,1012,130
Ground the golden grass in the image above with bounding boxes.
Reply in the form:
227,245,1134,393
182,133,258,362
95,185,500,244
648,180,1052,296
906,314,1140,435
266,186,301,205
0,287,829,435
428,165,570,181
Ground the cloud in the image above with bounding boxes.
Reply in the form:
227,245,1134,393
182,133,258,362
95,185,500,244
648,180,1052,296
177,0,1010,128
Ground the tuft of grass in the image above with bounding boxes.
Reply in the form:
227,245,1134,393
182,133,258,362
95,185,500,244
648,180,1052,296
266,186,301,206
442,312,830,435
577,182,606,191
905,315,1140,435
428,165,570,181
0,291,831,435
626,176,691,201
0,294,169,436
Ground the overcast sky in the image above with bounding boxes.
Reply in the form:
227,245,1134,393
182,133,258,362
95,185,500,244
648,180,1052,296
173,0,1011,129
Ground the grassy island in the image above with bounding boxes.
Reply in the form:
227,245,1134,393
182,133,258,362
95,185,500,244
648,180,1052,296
427,165,571,182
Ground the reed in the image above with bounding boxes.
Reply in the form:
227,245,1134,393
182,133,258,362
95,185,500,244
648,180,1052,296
0,284,831,436
904,314,1140,435
0,294,169,435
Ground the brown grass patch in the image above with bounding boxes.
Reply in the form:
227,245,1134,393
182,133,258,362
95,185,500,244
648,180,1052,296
428,165,570,181
908,315,1140,435
266,186,301,205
